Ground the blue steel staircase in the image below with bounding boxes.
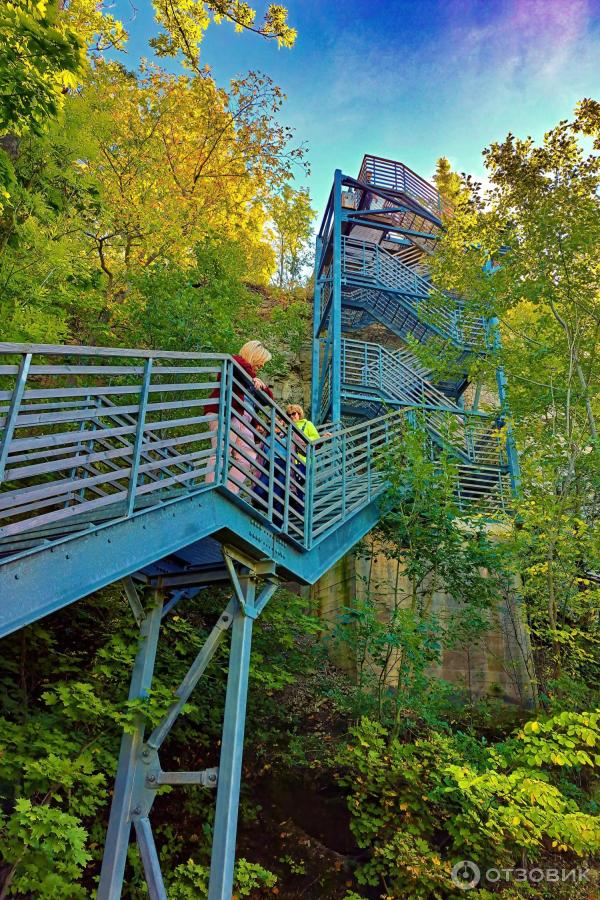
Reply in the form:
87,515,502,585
311,156,519,508
0,155,518,900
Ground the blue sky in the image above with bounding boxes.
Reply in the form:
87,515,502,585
113,0,600,215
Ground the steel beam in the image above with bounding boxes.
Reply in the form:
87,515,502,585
331,169,343,425
134,816,167,900
146,598,236,751
0,488,385,638
208,576,256,900
97,592,163,900
311,236,324,420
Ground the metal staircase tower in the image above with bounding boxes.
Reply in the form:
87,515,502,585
0,155,518,898
311,154,520,505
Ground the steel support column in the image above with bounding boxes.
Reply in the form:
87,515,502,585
207,550,279,899
97,589,164,900
311,235,324,421
331,169,343,425
207,576,255,900
488,316,521,495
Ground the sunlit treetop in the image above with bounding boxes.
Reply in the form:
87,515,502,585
60,0,128,54
0,0,84,135
150,1,296,72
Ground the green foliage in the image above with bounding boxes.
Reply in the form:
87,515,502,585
429,101,600,710
151,0,296,74
0,26,310,350
115,236,262,353
432,156,469,207
269,184,316,288
329,428,518,735
0,148,16,212
0,799,90,898
0,0,84,136
0,586,321,896
167,857,277,898
511,487,600,700
338,716,600,898
515,710,600,769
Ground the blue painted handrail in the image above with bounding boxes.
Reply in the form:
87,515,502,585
358,154,451,218
0,343,406,564
340,237,485,346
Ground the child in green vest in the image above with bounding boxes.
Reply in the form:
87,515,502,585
286,404,322,462
286,405,331,508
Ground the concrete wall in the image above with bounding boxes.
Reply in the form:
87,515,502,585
311,535,536,708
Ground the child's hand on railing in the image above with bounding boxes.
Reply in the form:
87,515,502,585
253,377,267,391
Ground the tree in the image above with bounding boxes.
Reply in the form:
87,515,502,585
150,0,296,73
269,185,315,288
0,1,84,137
64,63,305,289
59,0,128,53
0,59,308,343
432,156,467,207
113,235,262,352
429,102,600,698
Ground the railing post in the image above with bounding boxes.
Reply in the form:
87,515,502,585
303,444,315,549
283,425,293,534
367,426,372,499
0,352,31,480
217,361,234,487
126,358,153,517
341,436,347,519
267,406,276,523
311,235,324,421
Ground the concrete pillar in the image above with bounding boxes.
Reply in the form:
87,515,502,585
311,536,535,708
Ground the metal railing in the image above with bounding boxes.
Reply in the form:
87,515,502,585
339,338,508,469
358,154,453,218
0,344,408,561
309,411,404,543
342,337,451,407
341,237,486,346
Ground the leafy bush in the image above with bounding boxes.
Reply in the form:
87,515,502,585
0,586,320,896
338,716,600,897
167,857,277,898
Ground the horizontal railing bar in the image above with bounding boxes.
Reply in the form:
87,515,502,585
0,399,97,414
2,426,213,481
0,492,86,523
0,364,222,376
7,422,138,452
2,398,215,429
0,381,220,402
0,343,231,361
0,465,133,510
0,491,128,539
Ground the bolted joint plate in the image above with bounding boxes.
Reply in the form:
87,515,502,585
150,767,219,788
141,745,219,790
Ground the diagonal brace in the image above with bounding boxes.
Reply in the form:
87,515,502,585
146,597,236,752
